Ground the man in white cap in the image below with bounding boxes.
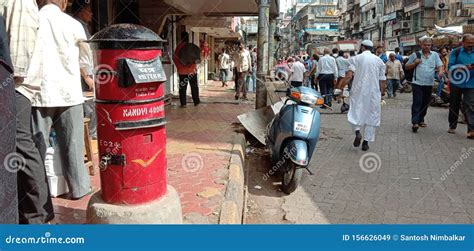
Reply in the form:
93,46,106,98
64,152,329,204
342,40,386,151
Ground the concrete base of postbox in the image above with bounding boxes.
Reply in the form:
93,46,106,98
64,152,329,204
86,185,182,224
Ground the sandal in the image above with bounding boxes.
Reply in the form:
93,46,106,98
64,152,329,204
412,124,419,133
419,122,427,127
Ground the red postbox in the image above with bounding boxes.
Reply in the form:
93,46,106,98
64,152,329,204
88,24,167,205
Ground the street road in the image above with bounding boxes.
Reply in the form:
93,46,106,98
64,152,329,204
245,93,474,224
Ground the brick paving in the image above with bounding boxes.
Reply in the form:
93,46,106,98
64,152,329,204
52,80,253,224
246,93,474,224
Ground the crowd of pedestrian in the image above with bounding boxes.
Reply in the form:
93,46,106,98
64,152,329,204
273,35,473,151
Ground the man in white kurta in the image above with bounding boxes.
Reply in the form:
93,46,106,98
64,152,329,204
345,40,386,151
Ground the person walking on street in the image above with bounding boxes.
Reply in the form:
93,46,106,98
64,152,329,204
71,0,96,139
447,34,474,139
435,47,449,99
386,53,404,98
394,47,404,63
173,32,201,107
316,48,338,107
405,36,444,133
218,48,230,87
1,0,55,224
245,46,257,92
288,57,306,87
335,50,349,100
376,46,388,63
27,0,93,201
343,40,386,151
332,48,339,58
234,42,252,100
308,54,318,90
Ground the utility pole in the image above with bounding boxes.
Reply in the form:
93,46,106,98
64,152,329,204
256,0,270,109
379,0,385,46
268,17,276,76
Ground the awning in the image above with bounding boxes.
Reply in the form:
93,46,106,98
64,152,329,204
182,16,242,38
163,0,279,17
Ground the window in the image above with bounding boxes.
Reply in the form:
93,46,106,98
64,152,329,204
412,11,421,32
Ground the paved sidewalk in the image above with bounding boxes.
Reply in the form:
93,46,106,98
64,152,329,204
52,80,253,224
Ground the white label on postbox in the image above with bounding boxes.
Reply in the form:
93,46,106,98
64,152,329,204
122,105,164,118
124,57,167,84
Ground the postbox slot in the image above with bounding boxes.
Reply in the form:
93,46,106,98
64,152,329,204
115,117,166,131
118,56,167,88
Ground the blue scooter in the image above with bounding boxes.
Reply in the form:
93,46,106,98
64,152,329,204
265,86,324,194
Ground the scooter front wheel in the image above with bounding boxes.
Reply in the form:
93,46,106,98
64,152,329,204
281,162,303,194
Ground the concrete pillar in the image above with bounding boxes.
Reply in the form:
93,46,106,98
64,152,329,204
268,18,276,76
256,0,270,110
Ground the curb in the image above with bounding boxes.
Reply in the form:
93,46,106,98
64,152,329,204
219,133,246,224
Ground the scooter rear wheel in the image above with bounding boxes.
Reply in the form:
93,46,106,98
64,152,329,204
281,162,303,194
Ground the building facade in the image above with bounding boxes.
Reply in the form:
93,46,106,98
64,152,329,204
283,0,339,55
338,0,473,55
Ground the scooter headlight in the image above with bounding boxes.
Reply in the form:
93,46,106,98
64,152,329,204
300,93,317,105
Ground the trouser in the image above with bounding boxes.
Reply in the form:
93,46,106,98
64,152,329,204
453,88,474,133
290,81,303,87
318,74,335,105
312,76,319,91
435,75,445,97
251,68,257,90
233,67,239,88
411,84,433,125
387,79,400,97
179,74,200,106
219,69,228,84
83,99,96,139
246,68,256,92
236,71,248,98
32,105,91,199
449,85,464,130
351,123,377,142
16,92,54,224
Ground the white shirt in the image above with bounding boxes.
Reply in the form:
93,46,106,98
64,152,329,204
336,56,350,78
218,52,230,70
316,55,338,76
289,61,306,82
235,49,252,72
27,4,92,107
1,0,39,101
347,50,387,127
